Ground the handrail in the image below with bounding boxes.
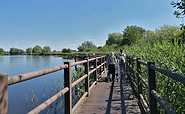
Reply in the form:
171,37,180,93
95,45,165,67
71,60,87,66
126,55,185,114
150,65,185,84
0,55,107,114
138,59,147,66
132,68,149,88
138,74,149,89
28,87,69,114
151,90,176,114
72,74,87,87
8,64,68,85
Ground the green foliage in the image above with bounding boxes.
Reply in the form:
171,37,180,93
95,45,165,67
9,48,25,55
125,41,185,113
171,0,185,18
26,48,32,55
174,29,185,44
62,48,72,53
33,45,42,54
53,50,57,52
0,48,5,53
155,25,179,44
0,48,7,55
105,32,123,46
77,41,97,52
72,66,85,105
42,46,51,54
122,25,146,45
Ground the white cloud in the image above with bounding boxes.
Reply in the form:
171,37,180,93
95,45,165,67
88,39,96,42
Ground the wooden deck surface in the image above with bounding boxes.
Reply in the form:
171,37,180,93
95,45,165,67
74,70,141,114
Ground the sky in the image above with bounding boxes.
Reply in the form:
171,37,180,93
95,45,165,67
0,0,182,51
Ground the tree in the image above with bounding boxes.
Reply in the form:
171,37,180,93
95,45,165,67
105,33,123,46
33,45,42,54
171,1,185,30
42,46,51,54
62,48,72,53
9,48,25,55
26,48,32,55
77,41,97,52
171,0,185,18
122,25,146,45
0,48,6,54
155,25,179,44
53,50,57,52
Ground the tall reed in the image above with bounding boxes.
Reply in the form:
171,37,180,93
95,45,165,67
125,41,185,113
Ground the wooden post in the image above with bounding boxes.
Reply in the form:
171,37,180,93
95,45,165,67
106,54,109,68
85,59,89,96
0,73,8,114
136,58,142,97
94,57,97,84
147,61,157,114
75,55,77,71
104,56,106,71
129,57,133,79
128,57,131,76
103,57,105,72
64,62,72,114
131,57,134,77
99,57,102,76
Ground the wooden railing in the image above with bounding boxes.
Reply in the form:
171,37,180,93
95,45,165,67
0,55,107,114
126,56,185,114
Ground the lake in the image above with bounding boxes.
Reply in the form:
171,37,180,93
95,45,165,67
0,55,75,114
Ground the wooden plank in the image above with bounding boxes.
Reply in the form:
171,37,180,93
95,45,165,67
74,71,141,114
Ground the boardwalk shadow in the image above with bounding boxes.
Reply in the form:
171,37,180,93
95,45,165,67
105,73,126,114
120,74,126,114
105,80,114,114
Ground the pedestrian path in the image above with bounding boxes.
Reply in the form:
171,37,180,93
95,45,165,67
74,70,141,114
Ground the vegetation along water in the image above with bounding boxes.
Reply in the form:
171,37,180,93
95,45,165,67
0,55,76,114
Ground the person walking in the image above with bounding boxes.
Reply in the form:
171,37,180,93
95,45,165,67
108,52,117,82
118,48,126,77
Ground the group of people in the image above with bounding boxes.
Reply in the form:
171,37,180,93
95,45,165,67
107,48,126,82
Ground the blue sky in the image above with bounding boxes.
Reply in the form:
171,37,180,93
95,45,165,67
0,0,181,51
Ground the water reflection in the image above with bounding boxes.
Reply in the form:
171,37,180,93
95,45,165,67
0,55,74,114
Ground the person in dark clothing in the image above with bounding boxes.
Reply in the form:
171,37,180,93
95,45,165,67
108,52,117,82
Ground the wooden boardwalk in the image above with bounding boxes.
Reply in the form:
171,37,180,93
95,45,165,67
74,70,141,114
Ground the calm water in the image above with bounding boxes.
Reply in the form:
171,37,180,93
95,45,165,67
0,55,75,114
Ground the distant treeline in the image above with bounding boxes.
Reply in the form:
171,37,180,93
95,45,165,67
76,25,185,55
0,45,76,55
1,25,185,56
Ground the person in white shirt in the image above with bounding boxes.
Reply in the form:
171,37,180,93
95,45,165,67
118,49,126,78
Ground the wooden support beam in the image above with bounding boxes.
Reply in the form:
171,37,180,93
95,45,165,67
85,59,89,96
64,62,72,114
94,57,97,84
136,58,142,97
0,73,8,114
75,55,77,70
147,61,157,114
